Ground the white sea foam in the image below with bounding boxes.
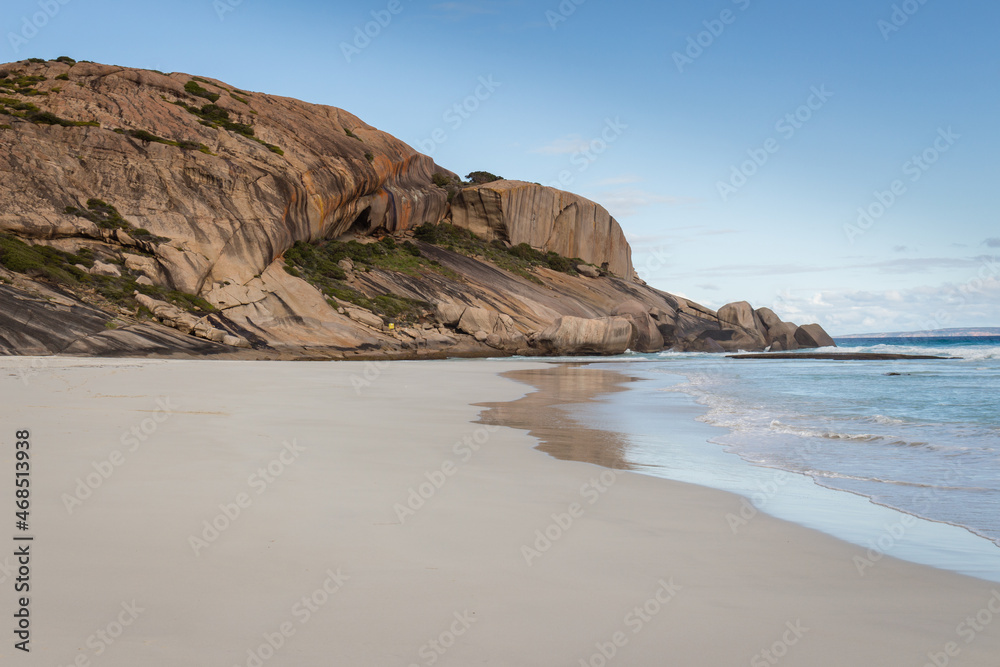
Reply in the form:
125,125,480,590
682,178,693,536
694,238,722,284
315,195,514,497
637,338,1000,548
869,414,905,426
833,343,1000,361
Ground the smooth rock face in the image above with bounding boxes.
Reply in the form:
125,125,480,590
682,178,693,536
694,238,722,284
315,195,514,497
346,308,385,330
450,180,634,279
755,307,783,332
0,60,837,359
457,307,497,336
718,301,756,331
89,261,122,277
434,301,465,327
611,300,664,353
0,61,450,298
0,283,226,356
795,323,837,348
703,337,726,353
536,316,633,356
135,292,247,346
455,307,520,349
691,328,757,353
767,322,801,351
674,311,720,342
648,306,675,323
717,301,766,347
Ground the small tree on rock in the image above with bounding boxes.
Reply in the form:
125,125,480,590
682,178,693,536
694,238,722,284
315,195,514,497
466,171,502,184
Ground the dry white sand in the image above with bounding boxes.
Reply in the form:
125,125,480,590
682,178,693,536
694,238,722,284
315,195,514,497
0,358,998,666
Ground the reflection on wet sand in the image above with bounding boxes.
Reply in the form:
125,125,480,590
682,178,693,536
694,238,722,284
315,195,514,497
476,363,639,471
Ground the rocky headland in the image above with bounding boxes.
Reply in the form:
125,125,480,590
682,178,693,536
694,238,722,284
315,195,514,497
0,58,834,359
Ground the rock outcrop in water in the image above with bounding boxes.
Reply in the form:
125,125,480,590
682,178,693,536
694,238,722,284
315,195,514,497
0,58,834,359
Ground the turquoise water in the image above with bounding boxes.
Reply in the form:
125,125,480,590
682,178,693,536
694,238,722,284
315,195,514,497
561,337,1000,580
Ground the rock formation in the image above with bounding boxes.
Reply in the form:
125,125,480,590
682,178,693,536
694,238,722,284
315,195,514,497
611,301,664,353
0,58,835,359
535,317,634,356
449,180,633,278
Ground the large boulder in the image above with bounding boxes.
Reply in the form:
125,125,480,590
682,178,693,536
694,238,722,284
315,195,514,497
696,328,765,352
755,307,783,333
688,332,727,353
718,301,757,331
346,308,385,330
795,323,837,348
650,306,678,346
89,260,122,278
457,307,496,336
673,310,720,340
433,301,465,327
767,322,800,351
134,292,247,347
648,306,676,324
717,301,766,347
535,316,633,356
456,307,521,349
611,300,664,353
449,180,634,278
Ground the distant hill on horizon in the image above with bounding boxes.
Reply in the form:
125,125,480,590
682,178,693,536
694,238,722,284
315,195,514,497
837,328,1000,339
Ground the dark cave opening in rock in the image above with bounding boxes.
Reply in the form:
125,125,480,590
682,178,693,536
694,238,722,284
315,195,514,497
346,207,371,237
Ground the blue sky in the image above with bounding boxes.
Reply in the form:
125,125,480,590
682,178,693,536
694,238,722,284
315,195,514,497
5,0,998,334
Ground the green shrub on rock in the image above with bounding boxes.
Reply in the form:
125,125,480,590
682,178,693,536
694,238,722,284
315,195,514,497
185,80,220,102
466,171,502,184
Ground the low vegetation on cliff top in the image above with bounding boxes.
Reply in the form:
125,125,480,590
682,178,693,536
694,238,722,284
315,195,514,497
2,65,283,156
431,171,503,202
0,69,102,127
172,99,284,155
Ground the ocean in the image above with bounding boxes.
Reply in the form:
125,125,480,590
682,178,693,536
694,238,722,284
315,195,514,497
562,337,1000,581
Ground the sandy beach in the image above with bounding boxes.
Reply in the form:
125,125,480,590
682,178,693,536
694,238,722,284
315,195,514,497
1,358,998,666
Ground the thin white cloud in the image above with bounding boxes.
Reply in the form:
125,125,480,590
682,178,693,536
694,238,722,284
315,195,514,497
766,277,1000,335
984,238,1000,248
672,255,995,279
597,188,691,217
870,257,990,274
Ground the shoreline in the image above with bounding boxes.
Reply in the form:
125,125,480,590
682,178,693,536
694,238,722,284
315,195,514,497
571,360,1000,581
2,357,999,664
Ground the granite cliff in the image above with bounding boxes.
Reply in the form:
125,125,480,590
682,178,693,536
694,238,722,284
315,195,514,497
450,180,633,279
0,58,833,359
